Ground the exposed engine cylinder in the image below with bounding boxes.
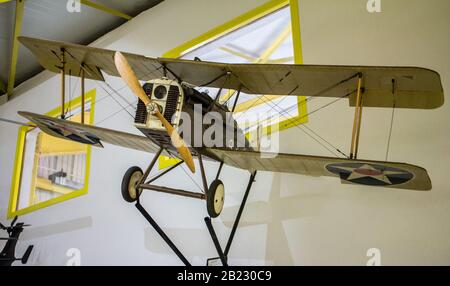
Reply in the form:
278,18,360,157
134,78,184,131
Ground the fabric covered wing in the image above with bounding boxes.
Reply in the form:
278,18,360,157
19,111,165,154
18,36,164,82
19,37,443,109
206,148,431,191
159,59,443,109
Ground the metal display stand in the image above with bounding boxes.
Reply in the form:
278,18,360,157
132,149,257,266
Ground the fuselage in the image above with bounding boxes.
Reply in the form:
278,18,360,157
133,78,253,160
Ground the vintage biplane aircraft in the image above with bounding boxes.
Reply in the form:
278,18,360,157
14,37,443,265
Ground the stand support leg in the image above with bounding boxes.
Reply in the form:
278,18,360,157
204,217,228,266
135,202,191,266
224,171,257,256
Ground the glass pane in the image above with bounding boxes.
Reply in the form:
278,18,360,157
181,6,298,138
16,103,91,209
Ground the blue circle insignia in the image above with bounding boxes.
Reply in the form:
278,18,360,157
326,162,413,186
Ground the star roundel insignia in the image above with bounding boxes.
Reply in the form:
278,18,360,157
325,162,413,186
38,118,103,147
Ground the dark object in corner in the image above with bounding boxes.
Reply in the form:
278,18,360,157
0,216,34,266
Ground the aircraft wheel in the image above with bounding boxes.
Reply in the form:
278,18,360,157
121,166,143,203
206,179,225,218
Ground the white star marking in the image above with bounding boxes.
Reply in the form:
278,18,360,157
333,164,408,185
42,120,100,146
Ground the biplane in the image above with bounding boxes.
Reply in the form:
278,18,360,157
14,37,443,265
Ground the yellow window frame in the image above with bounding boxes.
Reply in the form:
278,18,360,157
158,0,307,169
163,0,308,132
7,89,96,218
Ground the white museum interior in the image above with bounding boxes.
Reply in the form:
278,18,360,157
0,0,449,266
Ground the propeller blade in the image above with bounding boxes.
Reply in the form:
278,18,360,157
114,52,196,173
0,237,18,240
114,52,151,105
153,112,196,173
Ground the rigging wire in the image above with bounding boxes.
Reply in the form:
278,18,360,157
259,93,351,158
385,79,396,161
65,70,75,117
166,152,204,193
66,72,81,118
200,72,230,87
93,80,135,119
57,53,164,126
94,61,179,122
301,124,349,158
62,50,135,119
67,70,71,114
95,100,138,126
0,118,35,127
231,72,360,122
180,164,205,193
235,89,354,158
237,91,349,158
56,59,209,192
52,48,352,159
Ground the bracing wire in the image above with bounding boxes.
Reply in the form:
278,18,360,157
57,48,353,159
166,152,204,193
62,50,135,119
235,89,354,158
385,79,396,161
261,93,351,158
95,100,137,126
228,74,357,157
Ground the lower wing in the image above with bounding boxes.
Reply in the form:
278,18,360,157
19,111,166,155
206,148,431,191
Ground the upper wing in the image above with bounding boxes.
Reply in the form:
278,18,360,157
19,111,166,155
160,59,444,109
205,148,431,191
19,36,443,109
18,36,162,82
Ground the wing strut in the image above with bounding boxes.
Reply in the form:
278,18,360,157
231,86,242,112
60,48,66,119
350,73,363,159
80,67,85,124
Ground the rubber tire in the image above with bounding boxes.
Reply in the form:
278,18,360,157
121,166,143,203
207,179,225,218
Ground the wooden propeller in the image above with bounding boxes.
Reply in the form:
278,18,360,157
114,52,195,173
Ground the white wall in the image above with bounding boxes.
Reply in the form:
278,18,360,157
0,0,449,265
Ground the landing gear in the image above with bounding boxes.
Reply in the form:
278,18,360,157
121,147,257,266
121,166,143,203
207,179,224,218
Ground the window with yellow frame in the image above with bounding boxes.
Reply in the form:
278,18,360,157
159,0,307,169
8,89,96,218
